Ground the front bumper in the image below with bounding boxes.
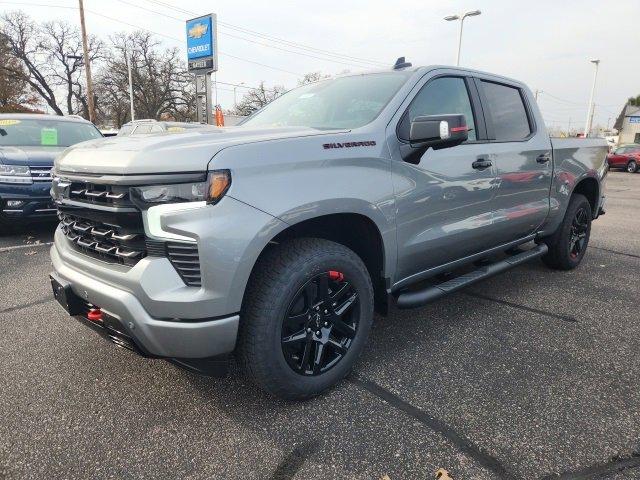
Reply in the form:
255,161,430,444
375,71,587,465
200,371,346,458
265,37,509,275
49,195,287,358
50,254,239,359
0,181,56,220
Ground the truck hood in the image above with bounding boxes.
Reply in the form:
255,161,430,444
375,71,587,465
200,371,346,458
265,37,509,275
0,146,65,166
55,126,346,175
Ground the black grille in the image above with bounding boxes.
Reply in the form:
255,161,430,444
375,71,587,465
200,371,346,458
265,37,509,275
56,181,202,286
30,166,53,182
59,211,147,266
166,242,202,287
67,183,132,207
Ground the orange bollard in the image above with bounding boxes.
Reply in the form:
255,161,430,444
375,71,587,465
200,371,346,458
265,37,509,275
215,105,224,127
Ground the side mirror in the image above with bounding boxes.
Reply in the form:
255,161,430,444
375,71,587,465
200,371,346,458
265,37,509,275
401,114,468,164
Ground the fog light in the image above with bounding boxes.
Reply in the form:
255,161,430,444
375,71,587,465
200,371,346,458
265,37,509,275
6,200,25,208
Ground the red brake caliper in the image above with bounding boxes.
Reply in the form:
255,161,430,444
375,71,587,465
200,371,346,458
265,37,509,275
328,271,344,282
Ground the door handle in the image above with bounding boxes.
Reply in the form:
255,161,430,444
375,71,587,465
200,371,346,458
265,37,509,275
472,158,492,170
536,152,551,163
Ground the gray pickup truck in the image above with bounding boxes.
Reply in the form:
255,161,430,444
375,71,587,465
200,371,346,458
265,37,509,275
50,60,608,399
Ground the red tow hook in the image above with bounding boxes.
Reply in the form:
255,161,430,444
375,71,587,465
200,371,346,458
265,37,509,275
87,308,103,322
328,271,344,282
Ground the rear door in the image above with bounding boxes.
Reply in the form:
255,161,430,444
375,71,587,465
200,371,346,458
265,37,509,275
475,78,552,243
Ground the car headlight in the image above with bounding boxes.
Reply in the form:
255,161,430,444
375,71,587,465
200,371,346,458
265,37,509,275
0,164,33,184
130,170,231,208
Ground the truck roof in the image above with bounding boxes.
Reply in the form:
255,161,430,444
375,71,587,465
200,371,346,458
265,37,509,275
344,63,526,89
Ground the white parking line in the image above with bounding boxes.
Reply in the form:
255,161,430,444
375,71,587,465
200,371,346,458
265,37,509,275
0,242,53,253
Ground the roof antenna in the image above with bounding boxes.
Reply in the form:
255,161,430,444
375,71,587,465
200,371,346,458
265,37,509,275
393,57,412,69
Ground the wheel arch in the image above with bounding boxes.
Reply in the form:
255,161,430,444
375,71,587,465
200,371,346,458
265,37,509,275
571,176,599,216
243,211,392,315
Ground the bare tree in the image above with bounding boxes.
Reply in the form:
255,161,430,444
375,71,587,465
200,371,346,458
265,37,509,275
0,11,62,114
297,71,330,86
0,42,39,112
232,81,286,116
0,11,103,117
41,21,104,118
95,31,195,127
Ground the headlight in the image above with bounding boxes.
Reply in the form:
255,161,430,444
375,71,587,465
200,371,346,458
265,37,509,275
0,164,32,184
130,170,231,208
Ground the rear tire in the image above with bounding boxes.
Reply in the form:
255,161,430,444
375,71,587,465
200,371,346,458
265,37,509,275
627,160,638,173
541,193,592,270
237,238,374,400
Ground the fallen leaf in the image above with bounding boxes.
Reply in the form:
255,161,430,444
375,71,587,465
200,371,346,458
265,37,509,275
435,468,453,480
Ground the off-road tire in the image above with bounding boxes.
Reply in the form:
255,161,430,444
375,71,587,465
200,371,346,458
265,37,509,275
541,193,592,270
237,238,374,400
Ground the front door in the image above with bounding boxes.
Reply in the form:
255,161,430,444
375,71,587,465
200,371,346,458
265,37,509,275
476,79,553,243
389,75,499,285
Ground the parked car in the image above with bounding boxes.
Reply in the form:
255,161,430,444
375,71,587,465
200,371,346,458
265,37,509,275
117,119,208,136
49,61,608,399
606,144,640,172
0,114,102,228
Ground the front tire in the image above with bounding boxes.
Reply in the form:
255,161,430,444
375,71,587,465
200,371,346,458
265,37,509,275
541,193,592,270
237,238,374,400
627,160,638,173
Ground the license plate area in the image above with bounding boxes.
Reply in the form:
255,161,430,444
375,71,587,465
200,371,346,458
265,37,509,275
50,273,84,315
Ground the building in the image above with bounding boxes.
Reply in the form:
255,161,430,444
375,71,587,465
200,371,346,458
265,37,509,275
615,105,640,145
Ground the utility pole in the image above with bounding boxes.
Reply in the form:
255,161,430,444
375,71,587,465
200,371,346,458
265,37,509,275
233,82,245,109
535,89,542,101
583,59,600,138
567,117,572,137
78,0,96,123
125,48,135,121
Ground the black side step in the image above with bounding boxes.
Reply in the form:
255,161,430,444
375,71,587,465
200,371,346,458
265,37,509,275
395,244,548,309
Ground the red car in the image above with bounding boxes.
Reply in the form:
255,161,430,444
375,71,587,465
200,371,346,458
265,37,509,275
607,144,640,173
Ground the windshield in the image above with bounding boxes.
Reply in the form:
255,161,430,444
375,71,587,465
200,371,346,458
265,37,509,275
242,72,412,129
0,118,102,147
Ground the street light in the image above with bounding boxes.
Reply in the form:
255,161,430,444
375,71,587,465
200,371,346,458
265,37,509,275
444,10,481,66
233,82,245,109
584,59,600,137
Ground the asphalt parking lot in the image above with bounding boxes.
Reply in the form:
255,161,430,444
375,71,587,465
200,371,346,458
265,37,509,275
1,171,639,480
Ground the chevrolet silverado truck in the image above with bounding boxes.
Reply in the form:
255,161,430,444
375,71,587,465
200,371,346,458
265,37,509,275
0,114,102,228
49,60,608,399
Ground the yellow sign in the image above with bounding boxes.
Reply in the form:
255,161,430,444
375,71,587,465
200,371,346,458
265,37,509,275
0,119,21,126
188,22,208,39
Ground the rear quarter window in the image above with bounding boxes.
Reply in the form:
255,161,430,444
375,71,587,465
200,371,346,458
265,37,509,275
481,81,532,141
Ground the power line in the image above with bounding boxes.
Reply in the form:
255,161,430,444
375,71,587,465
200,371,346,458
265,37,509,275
0,1,303,76
141,0,388,67
113,0,376,69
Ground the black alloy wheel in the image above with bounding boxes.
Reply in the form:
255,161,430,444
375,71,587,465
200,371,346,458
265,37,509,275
569,206,589,259
281,270,359,376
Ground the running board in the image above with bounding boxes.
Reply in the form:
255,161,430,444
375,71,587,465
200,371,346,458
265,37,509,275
395,244,548,309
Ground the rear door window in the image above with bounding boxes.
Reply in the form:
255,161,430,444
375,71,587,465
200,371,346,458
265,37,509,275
481,81,532,141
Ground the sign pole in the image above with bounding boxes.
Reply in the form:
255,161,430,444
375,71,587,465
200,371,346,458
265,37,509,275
186,13,218,125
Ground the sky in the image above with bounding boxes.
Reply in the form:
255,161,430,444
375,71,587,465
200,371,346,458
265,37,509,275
1,0,638,131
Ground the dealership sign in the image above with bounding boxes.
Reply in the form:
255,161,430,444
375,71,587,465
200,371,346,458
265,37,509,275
186,14,217,73
629,116,640,124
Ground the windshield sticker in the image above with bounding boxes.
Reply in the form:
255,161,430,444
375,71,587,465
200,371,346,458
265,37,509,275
41,128,58,146
0,119,21,126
